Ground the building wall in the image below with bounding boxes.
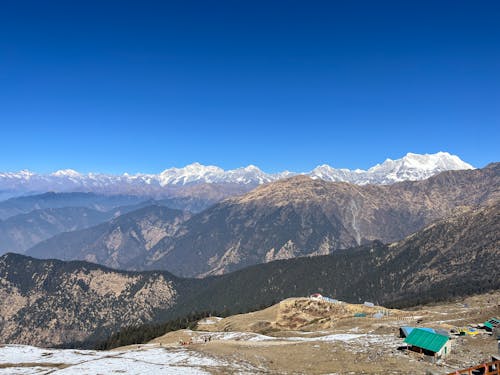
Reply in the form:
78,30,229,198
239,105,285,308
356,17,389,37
436,340,452,358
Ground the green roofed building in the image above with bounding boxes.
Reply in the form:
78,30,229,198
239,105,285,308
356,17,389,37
404,328,451,358
484,317,500,331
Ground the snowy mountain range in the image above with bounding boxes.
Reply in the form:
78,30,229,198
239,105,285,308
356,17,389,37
0,152,474,196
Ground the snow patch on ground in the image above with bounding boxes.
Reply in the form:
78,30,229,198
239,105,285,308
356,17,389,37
0,344,256,374
197,317,223,325
0,333,404,374
208,331,402,345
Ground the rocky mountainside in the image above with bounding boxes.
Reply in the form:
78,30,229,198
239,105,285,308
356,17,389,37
380,202,500,303
155,182,254,212
0,193,203,255
27,205,190,270
169,201,499,316
0,152,473,196
0,207,112,254
0,253,189,347
1,201,498,347
146,163,499,277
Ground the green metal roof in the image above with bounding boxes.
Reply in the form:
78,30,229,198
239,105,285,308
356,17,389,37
484,318,500,329
404,328,449,353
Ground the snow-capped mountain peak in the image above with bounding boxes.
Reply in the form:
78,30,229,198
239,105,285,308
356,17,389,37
158,163,225,186
51,169,82,178
241,165,261,172
307,152,474,184
0,152,476,195
366,152,474,183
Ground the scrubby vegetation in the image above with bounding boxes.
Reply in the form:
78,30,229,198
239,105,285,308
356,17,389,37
95,311,216,350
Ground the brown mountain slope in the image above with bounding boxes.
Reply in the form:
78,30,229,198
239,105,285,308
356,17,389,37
167,201,499,318
381,202,500,303
27,205,190,269
0,207,112,254
147,163,499,277
0,254,189,347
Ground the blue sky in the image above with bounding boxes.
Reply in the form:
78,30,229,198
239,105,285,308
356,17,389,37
0,1,498,173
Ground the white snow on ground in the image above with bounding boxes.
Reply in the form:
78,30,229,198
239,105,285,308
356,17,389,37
296,333,361,341
197,317,223,325
53,357,207,375
120,348,219,367
0,344,255,375
282,333,402,345
207,331,402,346
208,331,277,342
0,333,404,374
0,345,90,364
281,330,330,336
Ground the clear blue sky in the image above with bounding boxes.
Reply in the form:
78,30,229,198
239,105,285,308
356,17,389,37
0,0,498,173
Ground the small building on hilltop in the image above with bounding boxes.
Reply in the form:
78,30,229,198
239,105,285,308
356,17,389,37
404,328,451,359
484,317,500,331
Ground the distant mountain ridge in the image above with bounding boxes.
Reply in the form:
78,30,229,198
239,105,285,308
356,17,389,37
0,207,113,254
0,193,199,255
28,205,190,269
0,152,473,195
0,192,146,220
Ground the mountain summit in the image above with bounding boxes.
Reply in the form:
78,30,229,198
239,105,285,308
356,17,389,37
0,152,473,196
311,152,474,184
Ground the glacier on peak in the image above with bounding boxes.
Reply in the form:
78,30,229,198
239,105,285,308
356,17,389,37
0,152,475,194
51,169,82,178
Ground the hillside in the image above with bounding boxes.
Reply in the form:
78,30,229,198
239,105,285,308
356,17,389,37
27,205,190,270
195,297,409,334
107,293,499,375
165,201,499,317
0,253,195,347
147,163,499,277
1,201,498,347
0,207,112,254
0,192,146,220
2,292,498,374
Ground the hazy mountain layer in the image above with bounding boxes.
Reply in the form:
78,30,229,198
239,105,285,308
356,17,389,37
0,207,112,254
28,205,190,270
0,192,146,220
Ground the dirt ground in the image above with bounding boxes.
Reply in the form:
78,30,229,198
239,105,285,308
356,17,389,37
148,291,500,374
